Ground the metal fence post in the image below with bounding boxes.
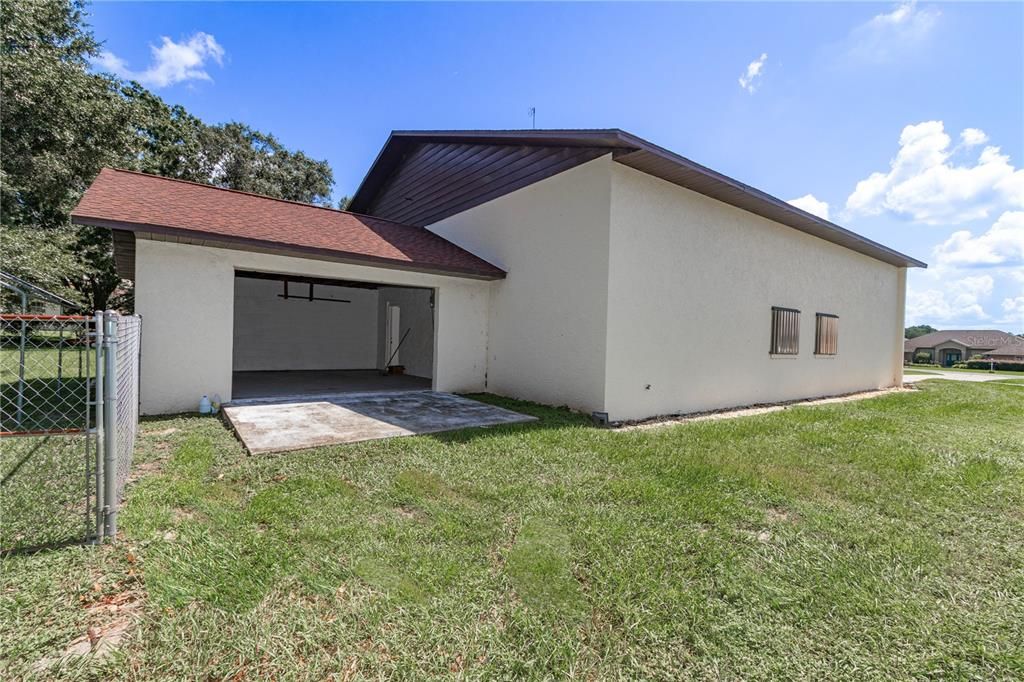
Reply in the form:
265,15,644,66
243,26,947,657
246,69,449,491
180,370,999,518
15,291,27,426
102,311,119,539
93,311,105,540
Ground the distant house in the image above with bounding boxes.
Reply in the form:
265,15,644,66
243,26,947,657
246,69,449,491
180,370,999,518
904,330,1022,366
981,342,1024,362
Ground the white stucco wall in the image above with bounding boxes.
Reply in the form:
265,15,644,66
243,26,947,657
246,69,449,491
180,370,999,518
232,277,379,371
376,286,434,378
134,239,490,414
134,156,908,419
603,163,907,421
429,154,614,413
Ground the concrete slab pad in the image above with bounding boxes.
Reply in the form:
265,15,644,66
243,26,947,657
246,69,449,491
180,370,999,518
222,391,536,454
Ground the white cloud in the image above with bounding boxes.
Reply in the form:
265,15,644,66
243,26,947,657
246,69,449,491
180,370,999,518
845,121,1024,224
96,32,225,88
933,211,1024,267
94,50,129,75
738,53,767,93
787,194,830,220
906,275,994,323
1002,296,1024,324
905,289,984,323
912,208,1024,328
846,1,940,63
960,128,989,147
998,272,1024,325
958,274,995,298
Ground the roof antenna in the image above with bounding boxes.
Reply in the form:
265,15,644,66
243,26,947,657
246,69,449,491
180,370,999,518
528,107,536,130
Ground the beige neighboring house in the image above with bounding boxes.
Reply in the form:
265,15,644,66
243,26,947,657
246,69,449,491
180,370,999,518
72,129,925,421
904,330,1023,366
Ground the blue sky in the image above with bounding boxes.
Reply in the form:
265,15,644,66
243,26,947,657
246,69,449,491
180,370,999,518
88,1,1023,331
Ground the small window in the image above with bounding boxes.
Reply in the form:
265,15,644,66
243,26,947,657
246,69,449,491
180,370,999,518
815,313,839,355
770,307,800,355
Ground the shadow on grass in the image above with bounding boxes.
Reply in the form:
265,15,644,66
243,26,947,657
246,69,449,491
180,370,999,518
423,393,595,445
1,376,92,433
0,433,95,553
0,536,93,558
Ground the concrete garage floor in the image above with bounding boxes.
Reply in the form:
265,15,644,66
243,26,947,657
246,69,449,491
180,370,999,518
232,370,431,400
223,390,536,454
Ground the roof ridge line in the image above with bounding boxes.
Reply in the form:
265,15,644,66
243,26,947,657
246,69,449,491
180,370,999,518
390,128,626,135
99,168,433,231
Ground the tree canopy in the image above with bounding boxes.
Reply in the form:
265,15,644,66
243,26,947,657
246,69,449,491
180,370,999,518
1,0,335,310
905,325,938,339
122,83,333,204
1,0,133,229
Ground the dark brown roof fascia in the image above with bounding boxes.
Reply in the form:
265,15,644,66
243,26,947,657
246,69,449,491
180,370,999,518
349,129,636,214
350,129,926,269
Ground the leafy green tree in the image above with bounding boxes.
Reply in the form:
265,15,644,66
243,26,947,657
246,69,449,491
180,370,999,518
121,82,207,181
2,0,336,311
118,90,334,203
1,0,134,309
0,224,86,309
1,0,134,227
905,325,937,339
195,123,333,205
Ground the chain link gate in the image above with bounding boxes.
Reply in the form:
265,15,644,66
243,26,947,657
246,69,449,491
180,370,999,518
97,311,142,539
1,313,97,550
1,311,141,551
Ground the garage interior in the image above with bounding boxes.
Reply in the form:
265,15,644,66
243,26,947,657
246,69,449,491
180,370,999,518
231,270,436,400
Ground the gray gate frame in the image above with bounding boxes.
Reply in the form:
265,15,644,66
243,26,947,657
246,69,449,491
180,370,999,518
93,310,141,541
1,275,139,547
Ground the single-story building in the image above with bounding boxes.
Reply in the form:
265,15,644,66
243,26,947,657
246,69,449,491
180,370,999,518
981,342,1024,362
72,129,925,421
903,330,1022,366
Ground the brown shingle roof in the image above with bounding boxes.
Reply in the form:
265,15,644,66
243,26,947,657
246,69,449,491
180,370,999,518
904,329,1018,351
71,168,505,280
982,341,1024,357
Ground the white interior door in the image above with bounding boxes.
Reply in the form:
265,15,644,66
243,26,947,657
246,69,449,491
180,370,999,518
386,304,401,365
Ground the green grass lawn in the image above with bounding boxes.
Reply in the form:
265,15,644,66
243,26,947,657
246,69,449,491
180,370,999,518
3,381,1023,679
2,346,93,432
1,345,98,552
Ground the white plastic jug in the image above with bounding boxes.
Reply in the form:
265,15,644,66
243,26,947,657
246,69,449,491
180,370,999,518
199,395,212,414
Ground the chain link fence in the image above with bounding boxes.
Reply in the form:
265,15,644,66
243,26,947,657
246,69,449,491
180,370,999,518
1,312,141,552
112,314,141,507
1,314,94,433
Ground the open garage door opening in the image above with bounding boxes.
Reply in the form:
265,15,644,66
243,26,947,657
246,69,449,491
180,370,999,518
231,270,436,400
